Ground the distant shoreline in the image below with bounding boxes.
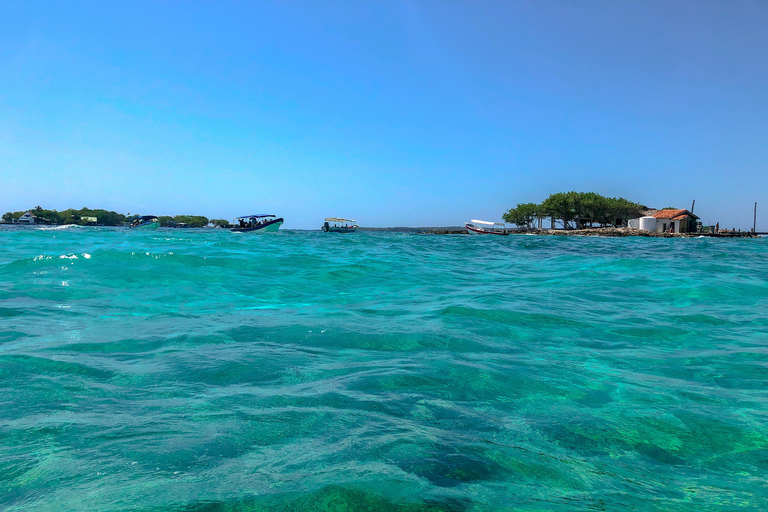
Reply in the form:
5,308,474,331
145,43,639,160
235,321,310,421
365,226,760,237
0,224,761,237
360,226,759,237
357,226,467,234
513,227,759,238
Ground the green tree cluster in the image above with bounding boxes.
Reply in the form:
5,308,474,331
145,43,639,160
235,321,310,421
1,207,217,227
2,207,127,226
158,215,209,228
503,192,644,230
174,215,208,228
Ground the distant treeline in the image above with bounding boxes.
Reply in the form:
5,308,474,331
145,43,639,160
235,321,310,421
504,192,644,229
357,226,466,233
2,207,227,227
2,207,128,226
158,215,214,228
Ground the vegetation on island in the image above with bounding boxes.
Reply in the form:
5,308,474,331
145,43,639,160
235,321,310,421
157,215,210,228
503,192,644,230
2,207,127,226
1,207,218,227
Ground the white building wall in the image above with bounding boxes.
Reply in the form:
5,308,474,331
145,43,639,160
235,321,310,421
654,219,680,233
18,213,35,224
638,217,657,232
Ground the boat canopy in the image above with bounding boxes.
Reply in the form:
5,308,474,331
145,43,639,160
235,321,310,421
471,219,504,226
325,218,356,223
131,215,157,221
234,214,275,220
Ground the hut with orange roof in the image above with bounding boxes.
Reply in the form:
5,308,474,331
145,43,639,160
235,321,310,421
650,208,700,234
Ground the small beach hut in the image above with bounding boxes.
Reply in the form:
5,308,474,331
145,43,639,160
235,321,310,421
652,209,699,234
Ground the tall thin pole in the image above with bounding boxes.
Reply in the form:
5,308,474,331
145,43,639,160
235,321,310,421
690,199,695,214
754,202,757,233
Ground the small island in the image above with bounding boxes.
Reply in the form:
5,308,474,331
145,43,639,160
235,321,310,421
503,192,757,237
1,207,228,228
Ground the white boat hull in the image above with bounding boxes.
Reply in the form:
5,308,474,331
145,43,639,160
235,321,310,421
465,223,509,235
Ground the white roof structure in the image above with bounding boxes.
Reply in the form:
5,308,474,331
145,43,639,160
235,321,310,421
325,218,356,223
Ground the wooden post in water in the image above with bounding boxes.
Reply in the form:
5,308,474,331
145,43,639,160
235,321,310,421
754,202,758,233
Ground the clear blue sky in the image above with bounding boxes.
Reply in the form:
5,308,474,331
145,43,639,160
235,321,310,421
1,1,766,229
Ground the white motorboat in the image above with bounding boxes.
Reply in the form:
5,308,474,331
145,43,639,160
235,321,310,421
465,219,509,235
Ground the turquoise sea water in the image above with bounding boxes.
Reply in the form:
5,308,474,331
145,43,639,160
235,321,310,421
1,226,767,511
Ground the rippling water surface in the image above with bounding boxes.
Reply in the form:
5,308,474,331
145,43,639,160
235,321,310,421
1,226,767,511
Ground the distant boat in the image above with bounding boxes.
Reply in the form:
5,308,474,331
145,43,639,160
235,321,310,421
322,218,358,233
129,215,159,230
465,219,509,235
231,214,284,233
